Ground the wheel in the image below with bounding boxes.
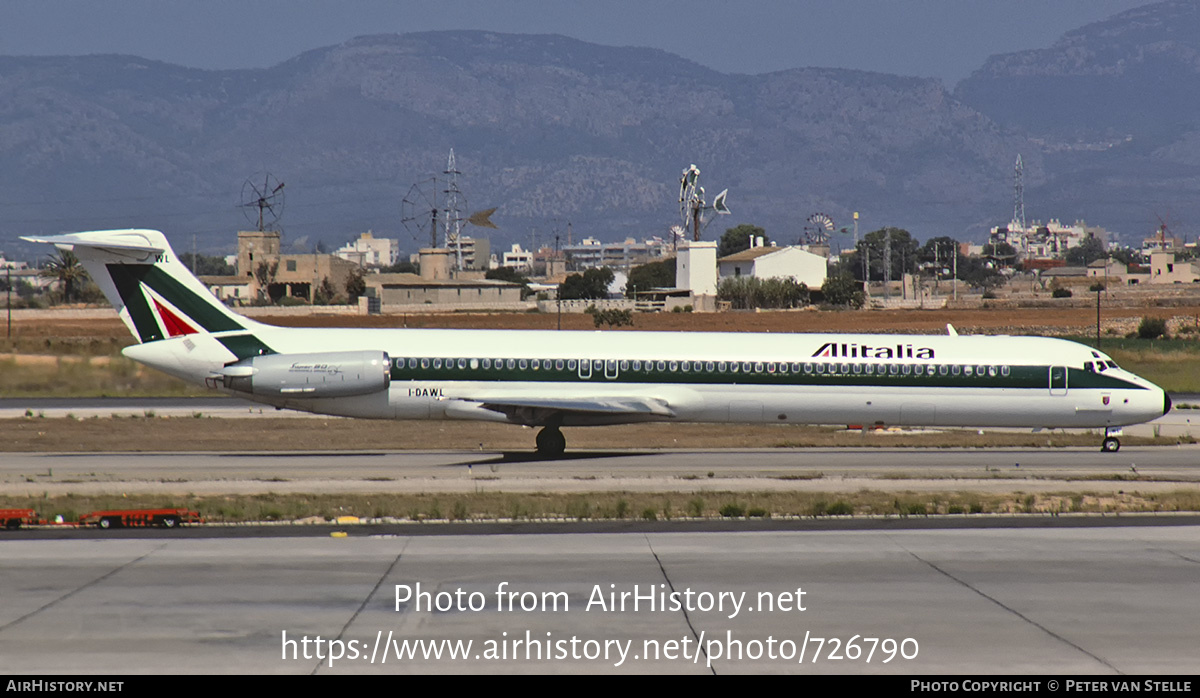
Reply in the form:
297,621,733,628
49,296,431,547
5,519,20,530
98,517,114,529
1101,437,1120,453
160,516,179,528
535,427,566,458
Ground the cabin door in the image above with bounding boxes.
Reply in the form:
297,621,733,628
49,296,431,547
604,359,620,380
1049,366,1068,396
577,358,592,380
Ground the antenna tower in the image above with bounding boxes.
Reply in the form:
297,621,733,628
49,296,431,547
1013,154,1026,229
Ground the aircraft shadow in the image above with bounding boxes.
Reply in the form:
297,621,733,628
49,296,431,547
448,451,658,466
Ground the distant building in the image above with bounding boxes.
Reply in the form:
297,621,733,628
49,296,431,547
448,235,491,271
237,230,358,302
563,236,670,271
201,275,252,305
364,250,524,310
335,231,399,268
501,244,534,271
989,219,1110,264
717,244,827,288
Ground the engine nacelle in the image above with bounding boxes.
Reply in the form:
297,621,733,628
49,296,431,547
219,350,390,398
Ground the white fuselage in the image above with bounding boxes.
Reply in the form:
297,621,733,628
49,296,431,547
125,326,1168,431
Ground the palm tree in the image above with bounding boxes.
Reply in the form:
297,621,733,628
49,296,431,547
39,250,88,304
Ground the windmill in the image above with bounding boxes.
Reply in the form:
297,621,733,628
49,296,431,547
240,172,285,232
401,149,496,269
678,164,730,241
803,213,835,244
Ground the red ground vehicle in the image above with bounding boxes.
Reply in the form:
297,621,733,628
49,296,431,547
0,508,44,530
77,508,203,529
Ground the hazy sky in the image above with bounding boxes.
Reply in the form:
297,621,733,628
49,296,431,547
2,0,1154,86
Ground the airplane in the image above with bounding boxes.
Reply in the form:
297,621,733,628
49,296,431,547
24,229,1171,456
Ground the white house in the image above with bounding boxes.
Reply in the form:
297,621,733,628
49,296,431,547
717,245,827,288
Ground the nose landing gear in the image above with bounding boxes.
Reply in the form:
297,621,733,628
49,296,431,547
535,426,566,458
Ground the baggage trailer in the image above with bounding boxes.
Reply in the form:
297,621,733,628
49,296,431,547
78,508,203,529
0,508,44,530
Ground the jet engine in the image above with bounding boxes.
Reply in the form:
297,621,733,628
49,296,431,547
218,350,390,398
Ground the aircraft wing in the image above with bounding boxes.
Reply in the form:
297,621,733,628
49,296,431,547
441,388,677,419
475,395,675,417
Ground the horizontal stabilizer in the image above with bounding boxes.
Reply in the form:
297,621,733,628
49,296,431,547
21,229,168,257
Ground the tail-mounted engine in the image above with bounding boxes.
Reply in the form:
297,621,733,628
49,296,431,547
216,350,390,398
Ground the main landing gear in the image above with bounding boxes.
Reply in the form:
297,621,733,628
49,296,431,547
1101,428,1121,453
535,426,566,458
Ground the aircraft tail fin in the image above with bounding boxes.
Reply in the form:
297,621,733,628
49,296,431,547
21,229,259,344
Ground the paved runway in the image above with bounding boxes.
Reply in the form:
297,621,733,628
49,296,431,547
2,447,1198,497
1,527,1198,674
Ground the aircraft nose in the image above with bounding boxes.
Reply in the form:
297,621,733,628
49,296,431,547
1164,392,1173,416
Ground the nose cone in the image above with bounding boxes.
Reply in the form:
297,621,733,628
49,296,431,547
1164,392,1173,416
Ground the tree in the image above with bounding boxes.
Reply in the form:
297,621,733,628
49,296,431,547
625,259,675,296
844,227,919,282
718,224,768,258
717,277,809,309
559,267,614,300
821,273,865,309
39,250,88,304
1065,236,1107,266
485,266,530,285
178,253,234,276
381,260,418,274
345,268,367,302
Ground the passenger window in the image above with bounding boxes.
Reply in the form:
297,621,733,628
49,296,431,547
803,363,813,373
988,366,997,377
567,359,577,370
470,359,479,370
433,359,442,369
669,361,678,372
791,362,801,372
681,361,690,372
657,361,666,371
519,359,528,370
778,363,788,374
767,362,776,373
556,359,564,370
457,358,467,369
816,364,825,374
743,362,753,373
964,366,973,376
706,361,715,372
1002,366,1010,376
507,359,516,370
754,362,764,373
408,358,417,369
901,365,911,376
731,363,740,373
938,365,947,375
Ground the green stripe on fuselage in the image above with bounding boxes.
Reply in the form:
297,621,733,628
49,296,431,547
386,359,1145,391
217,334,277,360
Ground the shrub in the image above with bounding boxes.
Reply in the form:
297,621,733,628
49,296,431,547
1051,287,1073,298
719,503,746,518
1138,316,1168,340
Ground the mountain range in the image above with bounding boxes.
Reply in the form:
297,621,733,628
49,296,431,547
1,1,1197,258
